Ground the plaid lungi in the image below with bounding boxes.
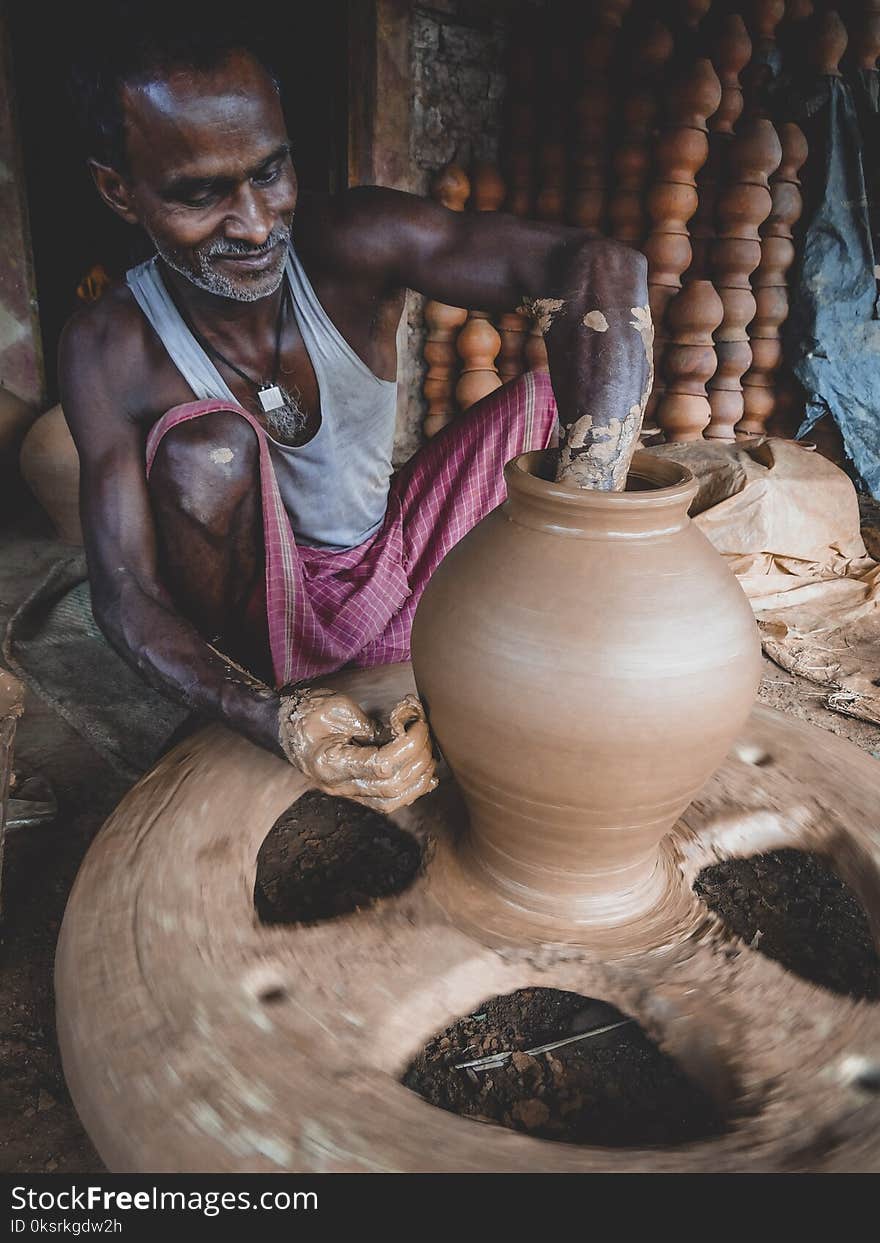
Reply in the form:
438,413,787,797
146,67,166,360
146,370,558,687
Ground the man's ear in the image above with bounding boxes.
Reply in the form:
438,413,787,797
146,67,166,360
88,159,140,224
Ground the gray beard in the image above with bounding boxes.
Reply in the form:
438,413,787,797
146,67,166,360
152,225,291,303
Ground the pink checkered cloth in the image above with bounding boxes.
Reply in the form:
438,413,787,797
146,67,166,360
146,369,558,687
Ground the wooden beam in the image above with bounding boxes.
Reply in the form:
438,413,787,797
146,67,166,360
347,0,413,191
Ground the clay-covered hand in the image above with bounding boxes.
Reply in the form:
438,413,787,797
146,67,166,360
278,688,438,813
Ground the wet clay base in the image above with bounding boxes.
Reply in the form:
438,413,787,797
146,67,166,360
55,666,880,1173
255,791,422,924
404,987,725,1147
695,850,880,1001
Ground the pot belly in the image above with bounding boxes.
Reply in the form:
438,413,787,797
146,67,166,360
411,508,761,922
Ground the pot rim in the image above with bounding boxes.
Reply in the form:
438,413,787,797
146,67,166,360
506,449,699,511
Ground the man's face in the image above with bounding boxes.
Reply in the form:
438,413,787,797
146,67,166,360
117,50,297,301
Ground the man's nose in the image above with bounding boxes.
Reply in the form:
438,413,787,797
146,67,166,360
224,184,275,245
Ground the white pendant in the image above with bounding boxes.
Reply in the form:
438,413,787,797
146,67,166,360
258,385,284,412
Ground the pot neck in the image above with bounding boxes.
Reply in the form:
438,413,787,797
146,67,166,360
503,450,698,539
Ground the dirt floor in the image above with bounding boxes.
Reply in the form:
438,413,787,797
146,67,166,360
2,497,880,1171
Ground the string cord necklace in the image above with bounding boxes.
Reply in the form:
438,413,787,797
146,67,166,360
178,283,308,444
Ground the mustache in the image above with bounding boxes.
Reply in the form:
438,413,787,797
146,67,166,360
202,225,291,259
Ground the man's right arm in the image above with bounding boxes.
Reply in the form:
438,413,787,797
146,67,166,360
57,308,437,810
58,311,283,754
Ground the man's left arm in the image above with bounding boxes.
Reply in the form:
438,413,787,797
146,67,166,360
340,187,652,489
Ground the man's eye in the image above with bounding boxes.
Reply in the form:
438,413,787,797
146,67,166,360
182,190,220,208
253,164,283,187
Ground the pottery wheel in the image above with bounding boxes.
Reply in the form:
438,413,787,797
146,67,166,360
55,663,880,1172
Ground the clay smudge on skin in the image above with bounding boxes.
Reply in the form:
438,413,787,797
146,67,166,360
582,310,609,332
210,446,235,465
557,405,643,491
555,304,655,491
518,296,566,335
629,303,655,429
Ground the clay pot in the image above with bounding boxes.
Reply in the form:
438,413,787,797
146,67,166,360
411,450,761,924
0,386,38,464
19,405,82,544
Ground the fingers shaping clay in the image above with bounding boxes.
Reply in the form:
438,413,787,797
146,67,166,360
279,688,438,813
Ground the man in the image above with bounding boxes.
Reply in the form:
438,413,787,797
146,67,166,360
60,18,649,809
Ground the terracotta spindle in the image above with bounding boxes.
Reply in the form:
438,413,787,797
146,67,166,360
608,20,675,245
423,303,469,438
504,43,537,218
777,0,814,66
853,1,880,69
656,280,724,441
691,15,753,280
535,36,569,223
568,2,631,232
742,0,785,117
523,321,550,374
680,0,712,30
705,118,782,440
455,163,504,411
712,13,753,136
785,0,814,22
471,163,523,384
738,122,807,436
535,141,567,223
456,318,505,409
470,161,506,215
422,164,471,438
643,58,722,424
569,84,612,233
811,9,849,76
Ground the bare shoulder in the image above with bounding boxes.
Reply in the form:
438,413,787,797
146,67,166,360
59,279,170,444
60,282,149,394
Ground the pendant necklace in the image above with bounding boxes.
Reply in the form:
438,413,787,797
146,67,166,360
180,283,308,445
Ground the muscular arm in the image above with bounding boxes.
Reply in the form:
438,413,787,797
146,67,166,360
59,311,281,753
327,187,652,489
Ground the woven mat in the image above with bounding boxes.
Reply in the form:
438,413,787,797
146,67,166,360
3,554,187,781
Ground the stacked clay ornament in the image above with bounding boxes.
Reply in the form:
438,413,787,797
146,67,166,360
422,165,470,438
568,1,631,233
853,0,880,69
643,57,722,424
690,14,752,280
811,9,848,77
656,280,724,441
738,122,807,437
742,0,785,118
608,19,675,245
705,118,782,440
455,163,504,411
535,36,569,223
503,41,537,219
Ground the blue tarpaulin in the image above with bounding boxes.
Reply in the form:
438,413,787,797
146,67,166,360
785,72,880,499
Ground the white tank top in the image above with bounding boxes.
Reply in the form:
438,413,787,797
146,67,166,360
126,246,398,550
